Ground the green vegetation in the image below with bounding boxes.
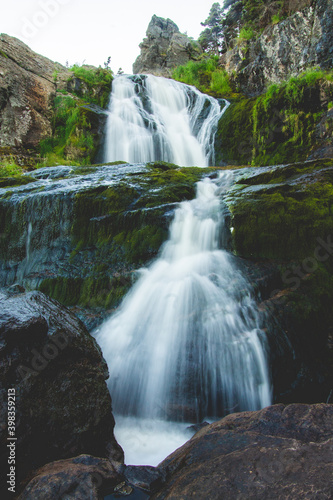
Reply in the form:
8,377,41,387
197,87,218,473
0,158,25,177
70,65,113,108
39,97,100,166
37,65,113,167
198,2,225,55
172,56,232,96
215,69,333,165
0,158,36,187
39,274,133,309
237,27,254,41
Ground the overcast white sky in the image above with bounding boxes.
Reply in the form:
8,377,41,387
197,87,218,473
1,0,215,73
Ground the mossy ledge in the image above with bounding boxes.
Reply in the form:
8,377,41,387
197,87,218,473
228,159,333,260
0,162,214,314
215,72,333,166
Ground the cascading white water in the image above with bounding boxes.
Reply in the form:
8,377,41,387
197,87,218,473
104,74,227,166
97,172,271,435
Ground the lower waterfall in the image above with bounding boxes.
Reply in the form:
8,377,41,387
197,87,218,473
103,74,227,166
96,171,271,465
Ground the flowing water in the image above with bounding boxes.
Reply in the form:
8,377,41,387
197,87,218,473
96,171,271,465
104,74,228,166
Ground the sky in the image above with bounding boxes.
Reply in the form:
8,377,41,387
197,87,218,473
1,0,215,74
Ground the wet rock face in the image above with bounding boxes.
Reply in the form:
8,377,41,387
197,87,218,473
0,162,207,322
133,15,202,77
152,404,333,499
223,0,333,95
0,291,123,495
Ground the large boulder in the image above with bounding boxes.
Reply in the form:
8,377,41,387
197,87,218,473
152,404,333,499
133,15,202,77
0,291,123,496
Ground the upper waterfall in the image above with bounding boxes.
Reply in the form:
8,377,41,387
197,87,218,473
104,74,228,166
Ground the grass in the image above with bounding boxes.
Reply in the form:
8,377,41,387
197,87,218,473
172,56,232,97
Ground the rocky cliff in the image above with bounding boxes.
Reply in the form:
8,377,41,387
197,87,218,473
0,35,70,154
0,34,111,166
133,15,202,77
223,0,333,95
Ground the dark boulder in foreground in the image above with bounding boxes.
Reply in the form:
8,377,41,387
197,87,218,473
0,291,123,495
18,455,125,500
152,404,333,499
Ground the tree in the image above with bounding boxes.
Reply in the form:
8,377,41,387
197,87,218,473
221,0,244,48
198,3,225,55
104,56,111,69
223,0,240,8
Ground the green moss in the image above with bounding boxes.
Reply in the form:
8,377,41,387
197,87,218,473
38,273,133,308
34,163,216,306
0,175,35,188
230,161,333,259
216,70,333,166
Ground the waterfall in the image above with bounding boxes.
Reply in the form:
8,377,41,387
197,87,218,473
97,172,271,432
104,74,227,166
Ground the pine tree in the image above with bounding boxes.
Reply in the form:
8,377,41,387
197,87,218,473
198,3,225,55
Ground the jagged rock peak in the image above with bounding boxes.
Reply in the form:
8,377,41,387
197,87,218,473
146,15,179,39
133,15,202,77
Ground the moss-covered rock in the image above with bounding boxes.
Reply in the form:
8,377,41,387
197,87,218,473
228,159,333,260
0,162,214,316
215,73,333,166
226,159,333,404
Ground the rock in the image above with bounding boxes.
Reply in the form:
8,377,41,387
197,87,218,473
0,35,110,165
152,404,333,499
133,15,202,77
222,0,333,95
0,34,71,150
225,161,333,403
0,291,123,496
0,162,207,325
124,465,166,494
18,455,125,500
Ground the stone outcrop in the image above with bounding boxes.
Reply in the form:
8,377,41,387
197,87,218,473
222,0,333,95
0,34,70,150
0,290,123,496
152,404,333,499
133,15,202,77
0,34,110,165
